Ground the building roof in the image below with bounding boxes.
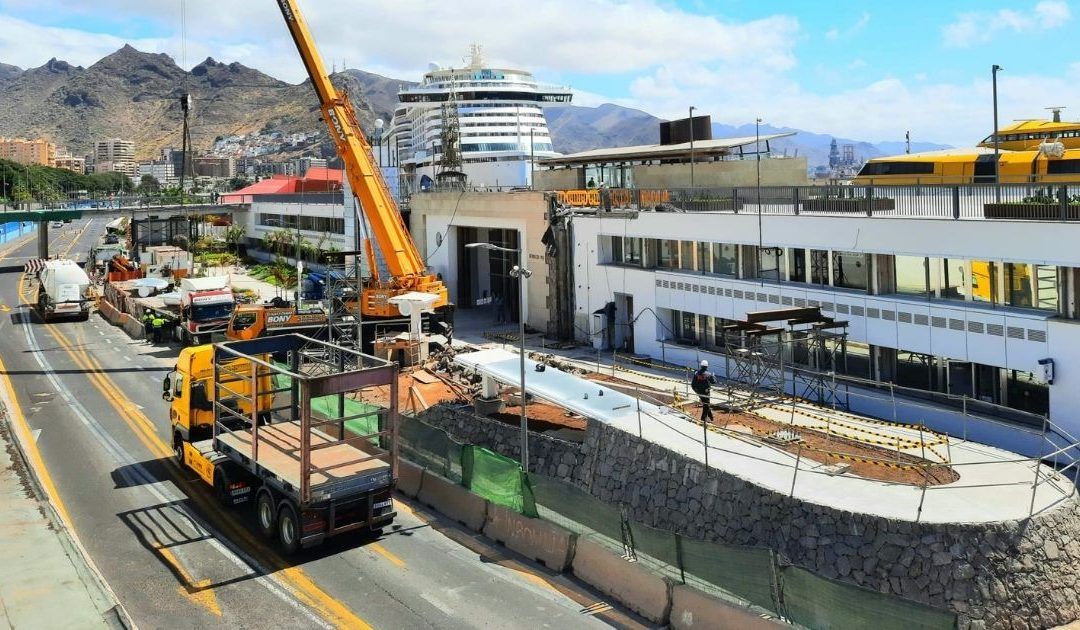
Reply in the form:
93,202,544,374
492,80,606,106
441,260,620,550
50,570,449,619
540,132,797,166
302,166,343,183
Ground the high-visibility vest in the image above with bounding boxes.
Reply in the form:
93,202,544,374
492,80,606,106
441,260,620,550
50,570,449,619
151,318,166,328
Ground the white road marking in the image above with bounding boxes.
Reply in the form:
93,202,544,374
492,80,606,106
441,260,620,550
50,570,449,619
32,428,41,442
420,592,456,617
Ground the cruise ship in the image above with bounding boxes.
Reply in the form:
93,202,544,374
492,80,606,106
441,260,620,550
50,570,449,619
390,46,572,192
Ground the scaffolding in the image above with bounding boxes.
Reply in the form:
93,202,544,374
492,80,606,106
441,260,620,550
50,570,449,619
720,307,849,411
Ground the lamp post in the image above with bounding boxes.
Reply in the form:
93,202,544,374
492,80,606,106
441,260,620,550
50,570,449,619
374,119,385,167
688,106,696,188
992,65,1002,195
465,241,533,471
756,117,764,283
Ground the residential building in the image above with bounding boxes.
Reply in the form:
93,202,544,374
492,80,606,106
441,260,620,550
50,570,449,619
193,157,236,178
52,154,85,173
0,137,55,166
94,138,136,177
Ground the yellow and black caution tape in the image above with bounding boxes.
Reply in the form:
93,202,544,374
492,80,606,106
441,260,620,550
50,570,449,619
757,404,949,449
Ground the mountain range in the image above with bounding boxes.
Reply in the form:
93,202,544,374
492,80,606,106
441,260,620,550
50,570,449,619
0,46,949,167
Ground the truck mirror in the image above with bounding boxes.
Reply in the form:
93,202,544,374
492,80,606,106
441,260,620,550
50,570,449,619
162,372,173,401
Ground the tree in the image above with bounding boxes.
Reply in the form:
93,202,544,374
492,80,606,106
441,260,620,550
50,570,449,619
224,224,246,254
137,174,161,194
227,176,251,191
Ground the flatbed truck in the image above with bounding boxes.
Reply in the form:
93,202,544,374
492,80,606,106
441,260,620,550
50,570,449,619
164,333,398,553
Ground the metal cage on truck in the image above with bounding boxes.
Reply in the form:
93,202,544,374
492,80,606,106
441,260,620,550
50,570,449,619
210,333,399,549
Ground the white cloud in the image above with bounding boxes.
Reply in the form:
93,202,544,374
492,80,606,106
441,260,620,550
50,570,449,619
943,0,1071,48
825,12,869,41
0,0,800,83
848,59,867,70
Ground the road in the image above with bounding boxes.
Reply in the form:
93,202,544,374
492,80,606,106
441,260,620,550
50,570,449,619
0,217,645,629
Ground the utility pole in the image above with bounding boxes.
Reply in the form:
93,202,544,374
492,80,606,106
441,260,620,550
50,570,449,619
905,131,911,154
530,127,536,191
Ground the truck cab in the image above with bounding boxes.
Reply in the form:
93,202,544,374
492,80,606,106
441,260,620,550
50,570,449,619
226,302,329,341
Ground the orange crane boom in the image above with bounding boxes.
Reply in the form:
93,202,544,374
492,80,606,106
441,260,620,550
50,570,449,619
276,0,448,317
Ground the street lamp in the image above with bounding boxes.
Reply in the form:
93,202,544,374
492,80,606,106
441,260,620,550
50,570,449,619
688,106,696,188
756,117,764,283
465,241,533,471
374,119,385,167
991,65,1002,192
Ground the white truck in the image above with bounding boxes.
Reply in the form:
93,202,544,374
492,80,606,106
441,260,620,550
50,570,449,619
177,276,235,345
37,259,92,322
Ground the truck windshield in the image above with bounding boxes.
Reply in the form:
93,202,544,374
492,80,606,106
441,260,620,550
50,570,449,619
192,303,235,321
230,311,257,331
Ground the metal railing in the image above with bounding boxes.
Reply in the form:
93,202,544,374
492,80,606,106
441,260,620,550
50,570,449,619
553,184,1080,221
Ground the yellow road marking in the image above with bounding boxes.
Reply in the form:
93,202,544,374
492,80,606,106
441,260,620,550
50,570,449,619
153,543,223,617
369,543,406,568
20,282,372,630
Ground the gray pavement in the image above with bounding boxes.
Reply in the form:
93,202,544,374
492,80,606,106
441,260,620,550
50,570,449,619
0,422,120,629
0,218,644,629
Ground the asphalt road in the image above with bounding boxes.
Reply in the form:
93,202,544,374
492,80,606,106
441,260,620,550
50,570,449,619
0,217,647,629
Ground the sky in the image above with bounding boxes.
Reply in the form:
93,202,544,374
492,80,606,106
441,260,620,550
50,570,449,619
0,0,1078,146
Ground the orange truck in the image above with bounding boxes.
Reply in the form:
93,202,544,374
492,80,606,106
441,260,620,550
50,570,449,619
226,303,331,341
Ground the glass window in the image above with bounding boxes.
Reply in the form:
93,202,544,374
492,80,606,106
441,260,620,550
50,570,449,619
624,237,642,266
789,248,806,283
895,256,929,296
1004,263,1033,308
895,350,937,391
1033,265,1058,311
1007,370,1049,415
711,243,737,275
758,247,783,282
657,239,678,269
933,257,966,300
673,310,698,343
610,236,623,263
832,251,869,291
679,241,696,271
810,250,829,285
696,242,710,273
969,261,998,304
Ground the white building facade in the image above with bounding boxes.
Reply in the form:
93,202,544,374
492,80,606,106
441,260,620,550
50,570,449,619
571,192,1080,451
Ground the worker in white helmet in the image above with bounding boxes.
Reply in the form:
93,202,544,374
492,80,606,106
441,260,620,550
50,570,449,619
690,359,717,425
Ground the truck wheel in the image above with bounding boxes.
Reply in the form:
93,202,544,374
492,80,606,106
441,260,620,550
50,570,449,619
172,433,184,466
255,490,277,540
277,503,301,555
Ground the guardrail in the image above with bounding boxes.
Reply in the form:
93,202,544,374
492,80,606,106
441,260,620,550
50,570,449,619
554,184,1080,221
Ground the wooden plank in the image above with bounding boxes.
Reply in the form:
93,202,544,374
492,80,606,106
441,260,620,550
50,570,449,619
411,369,440,385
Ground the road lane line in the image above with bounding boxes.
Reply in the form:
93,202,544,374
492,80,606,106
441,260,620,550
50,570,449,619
16,292,334,629
152,543,223,617
26,285,371,630
369,543,406,568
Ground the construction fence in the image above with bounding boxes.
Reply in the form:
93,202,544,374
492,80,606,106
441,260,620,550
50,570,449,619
396,414,956,629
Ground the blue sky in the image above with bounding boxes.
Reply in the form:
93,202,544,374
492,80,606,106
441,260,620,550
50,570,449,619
1,0,1078,145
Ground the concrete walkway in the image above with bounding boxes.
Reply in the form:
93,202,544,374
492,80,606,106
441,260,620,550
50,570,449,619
452,317,1076,524
0,428,120,628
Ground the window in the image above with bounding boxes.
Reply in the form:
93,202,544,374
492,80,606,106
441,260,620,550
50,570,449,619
970,261,998,303
843,341,873,379
657,239,679,269
895,255,929,296
679,241,696,271
810,250,829,285
711,243,738,275
758,247,783,281
696,242,711,273
1003,263,1058,310
609,236,623,263
673,310,698,343
1047,159,1080,175
857,161,935,176
1007,370,1049,415
832,251,869,291
789,248,806,283
624,237,642,266
895,351,939,391
932,257,966,300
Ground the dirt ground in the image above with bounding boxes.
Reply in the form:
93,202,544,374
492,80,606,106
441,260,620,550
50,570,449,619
686,403,959,486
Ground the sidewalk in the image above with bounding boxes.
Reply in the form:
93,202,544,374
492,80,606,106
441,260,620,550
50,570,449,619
0,424,122,628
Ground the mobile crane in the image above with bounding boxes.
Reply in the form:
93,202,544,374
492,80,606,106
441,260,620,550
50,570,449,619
276,0,451,333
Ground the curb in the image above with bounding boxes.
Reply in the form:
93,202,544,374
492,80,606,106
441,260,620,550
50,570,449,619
0,383,133,629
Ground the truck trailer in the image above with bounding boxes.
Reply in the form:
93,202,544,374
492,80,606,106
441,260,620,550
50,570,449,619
36,259,92,322
163,334,398,553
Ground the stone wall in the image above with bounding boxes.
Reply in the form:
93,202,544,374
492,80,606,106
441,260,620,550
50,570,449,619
415,404,1080,629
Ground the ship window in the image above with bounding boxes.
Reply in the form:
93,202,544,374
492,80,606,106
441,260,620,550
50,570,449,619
1047,159,1080,174
857,161,935,176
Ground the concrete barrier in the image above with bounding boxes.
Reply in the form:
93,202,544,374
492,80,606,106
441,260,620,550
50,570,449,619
98,300,122,325
670,584,783,630
417,471,487,532
397,460,424,498
483,503,575,572
571,536,671,624
120,313,144,339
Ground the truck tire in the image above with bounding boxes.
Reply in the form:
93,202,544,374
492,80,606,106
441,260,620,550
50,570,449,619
172,432,185,466
277,503,301,555
255,490,277,540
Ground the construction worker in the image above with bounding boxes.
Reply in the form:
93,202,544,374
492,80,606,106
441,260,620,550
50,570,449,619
151,315,167,344
690,359,717,425
142,310,154,342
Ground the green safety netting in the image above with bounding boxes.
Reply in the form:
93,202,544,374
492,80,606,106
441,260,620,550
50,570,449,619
780,565,956,630
271,362,382,443
528,474,625,542
680,538,780,615
462,446,537,517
